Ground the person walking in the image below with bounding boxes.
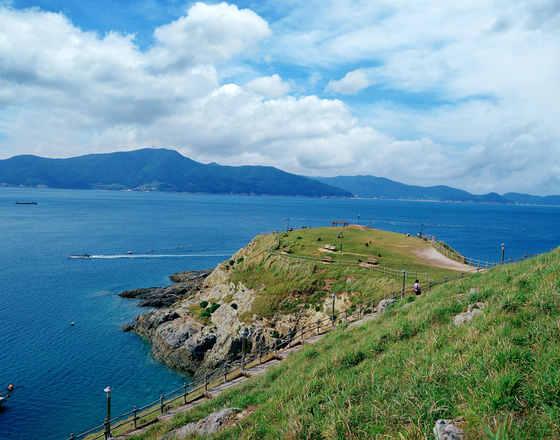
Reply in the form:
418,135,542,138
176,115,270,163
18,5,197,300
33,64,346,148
413,279,421,296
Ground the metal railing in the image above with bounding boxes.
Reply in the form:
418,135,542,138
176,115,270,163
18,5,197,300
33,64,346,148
66,264,489,440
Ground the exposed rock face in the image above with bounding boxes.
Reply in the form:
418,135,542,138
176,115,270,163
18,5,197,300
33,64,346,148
122,240,341,378
119,269,212,307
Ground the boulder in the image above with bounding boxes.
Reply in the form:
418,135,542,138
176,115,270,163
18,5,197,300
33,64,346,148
453,303,485,326
377,299,397,314
158,408,238,439
433,419,465,440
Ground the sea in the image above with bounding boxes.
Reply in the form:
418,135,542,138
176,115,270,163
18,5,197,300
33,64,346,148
0,187,558,440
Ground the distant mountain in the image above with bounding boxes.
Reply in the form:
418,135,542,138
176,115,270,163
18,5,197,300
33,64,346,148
0,149,353,198
309,175,559,205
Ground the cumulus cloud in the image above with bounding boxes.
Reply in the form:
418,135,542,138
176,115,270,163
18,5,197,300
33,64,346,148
0,1,558,195
243,74,292,98
324,69,372,94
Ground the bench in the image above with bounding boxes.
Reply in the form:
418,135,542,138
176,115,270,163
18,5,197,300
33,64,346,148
323,244,336,251
321,256,333,264
366,258,378,265
283,247,291,253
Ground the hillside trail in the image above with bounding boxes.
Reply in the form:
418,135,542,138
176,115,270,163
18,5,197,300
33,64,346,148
411,247,474,272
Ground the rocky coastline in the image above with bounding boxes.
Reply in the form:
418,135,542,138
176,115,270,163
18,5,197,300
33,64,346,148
120,239,342,379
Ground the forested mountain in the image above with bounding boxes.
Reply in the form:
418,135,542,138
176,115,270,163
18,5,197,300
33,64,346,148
310,175,559,205
0,149,353,198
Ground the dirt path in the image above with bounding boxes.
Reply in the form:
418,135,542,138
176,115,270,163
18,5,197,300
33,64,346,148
411,247,474,272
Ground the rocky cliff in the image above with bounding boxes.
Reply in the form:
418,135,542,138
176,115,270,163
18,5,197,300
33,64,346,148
121,238,347,378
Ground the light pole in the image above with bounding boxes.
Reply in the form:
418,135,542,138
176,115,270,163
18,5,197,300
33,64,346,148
285,217,289,232
331,293,336,326
240,328,249,370
501,243,505,264
104,386,114,440
420,223,425,236
358,215,360,225
338,231,343,253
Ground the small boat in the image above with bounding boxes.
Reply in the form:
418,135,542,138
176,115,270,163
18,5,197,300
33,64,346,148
0,394,8,408
68,254,91,259
15,202,37,205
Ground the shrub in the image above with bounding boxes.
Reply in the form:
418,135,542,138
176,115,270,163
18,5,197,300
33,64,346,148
229,260,235,267
199,301,208,309
208,303,221,314
237,257,244,264
231,303,238,310
296,235,302,239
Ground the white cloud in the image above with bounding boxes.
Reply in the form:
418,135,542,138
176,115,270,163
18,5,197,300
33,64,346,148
324,69,372,95
243,74,291,98
0,1,558,195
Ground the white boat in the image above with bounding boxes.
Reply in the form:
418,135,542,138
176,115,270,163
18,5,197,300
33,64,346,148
0,394,8,408
68,254,91,259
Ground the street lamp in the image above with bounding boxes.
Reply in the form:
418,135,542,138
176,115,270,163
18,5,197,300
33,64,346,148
420,223,425,236
104,386,114,440
501,243,505,264
338,231,343,253
285,217,289,232
358,215,360,225
331,293,336,326
240,328,249,370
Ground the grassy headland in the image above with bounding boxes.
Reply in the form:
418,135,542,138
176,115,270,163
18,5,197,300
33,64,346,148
130,245,559,439
226,226,468,319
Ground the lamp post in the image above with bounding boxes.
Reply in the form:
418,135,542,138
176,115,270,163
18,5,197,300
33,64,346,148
420,223,425,236
285,217,289,232
358,215,360,225
331,293,336,326
338,231,343,253
501,243,505,264
104,386,114,440
240,328,249,370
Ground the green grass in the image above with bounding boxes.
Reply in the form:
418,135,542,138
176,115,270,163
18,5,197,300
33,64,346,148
227,228,467,318
128,247,560,439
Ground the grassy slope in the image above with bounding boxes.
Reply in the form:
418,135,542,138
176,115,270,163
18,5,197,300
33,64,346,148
228,227,466,318
132,246,559,439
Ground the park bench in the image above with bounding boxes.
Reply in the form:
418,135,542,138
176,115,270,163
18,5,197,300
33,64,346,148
283,247,291,253
321,256,333,264
366,257,378,265
323,244,336,251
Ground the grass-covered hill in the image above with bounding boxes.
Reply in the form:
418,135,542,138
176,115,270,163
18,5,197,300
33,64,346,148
225,226,467,319
131,241,560,438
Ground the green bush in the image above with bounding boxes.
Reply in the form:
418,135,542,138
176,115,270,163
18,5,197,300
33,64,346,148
237,257,244,264
199,301,208,309
296,235,302,239
229,260,235,267
208,303,221,314
231,303,238,310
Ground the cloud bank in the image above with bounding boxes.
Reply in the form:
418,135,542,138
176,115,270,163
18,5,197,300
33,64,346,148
0,1,558,195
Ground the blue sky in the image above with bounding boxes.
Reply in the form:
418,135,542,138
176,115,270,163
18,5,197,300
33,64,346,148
0,0,559,195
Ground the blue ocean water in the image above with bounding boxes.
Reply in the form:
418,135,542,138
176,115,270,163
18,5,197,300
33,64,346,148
0,188,558,440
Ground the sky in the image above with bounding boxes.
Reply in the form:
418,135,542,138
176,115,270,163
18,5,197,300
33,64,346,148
0,0,559,196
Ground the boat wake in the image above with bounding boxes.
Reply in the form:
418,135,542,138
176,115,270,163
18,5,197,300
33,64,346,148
88,253,231,259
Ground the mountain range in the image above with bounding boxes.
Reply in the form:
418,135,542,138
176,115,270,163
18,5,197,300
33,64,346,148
1,148,558,205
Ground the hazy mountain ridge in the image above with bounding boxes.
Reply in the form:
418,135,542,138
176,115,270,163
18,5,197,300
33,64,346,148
0,149,353,198
310,175,560,206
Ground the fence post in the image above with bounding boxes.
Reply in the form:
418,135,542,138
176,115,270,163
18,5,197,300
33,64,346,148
133,406,138,429
401,270,406,299
183,383,188,404
445,275,448,283
224,364,229,383
316,320,320,335
204,373,208,391
258,346,262,364
359,303,362,319
160,394,164,414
